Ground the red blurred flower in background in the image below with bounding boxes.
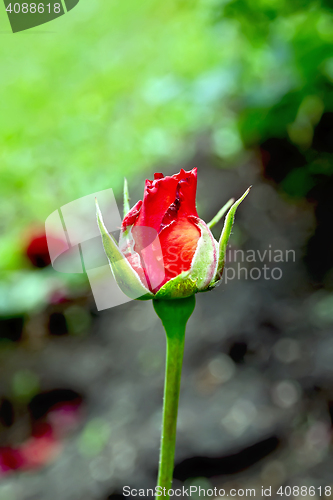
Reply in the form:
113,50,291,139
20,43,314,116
0,394,82,476
26,233,51,268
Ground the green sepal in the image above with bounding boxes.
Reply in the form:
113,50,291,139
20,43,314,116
207,198,234,229
214,187,251,281
189,218,218,290
154,271,198,300
96,200,154,300
123,178,130,218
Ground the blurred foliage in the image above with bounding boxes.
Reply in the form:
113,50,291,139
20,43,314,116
78,418,111,457
12,369,40,402
0,0,333,272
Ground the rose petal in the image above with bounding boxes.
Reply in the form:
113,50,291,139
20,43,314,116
156,216,200,289
121,200,142,231
136,176,179,232
177,167,198,219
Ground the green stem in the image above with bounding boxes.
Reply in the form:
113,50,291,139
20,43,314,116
153,296,196,500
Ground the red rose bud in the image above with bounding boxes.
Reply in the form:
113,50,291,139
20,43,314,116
96,169,250,300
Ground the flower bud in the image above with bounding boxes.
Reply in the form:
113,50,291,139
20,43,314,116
97,168,249,300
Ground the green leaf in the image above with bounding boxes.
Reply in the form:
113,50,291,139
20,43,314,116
96,199,153,300
215,187,251,280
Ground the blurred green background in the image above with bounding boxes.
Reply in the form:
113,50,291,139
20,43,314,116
1,0,333,270
1,0,333,499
